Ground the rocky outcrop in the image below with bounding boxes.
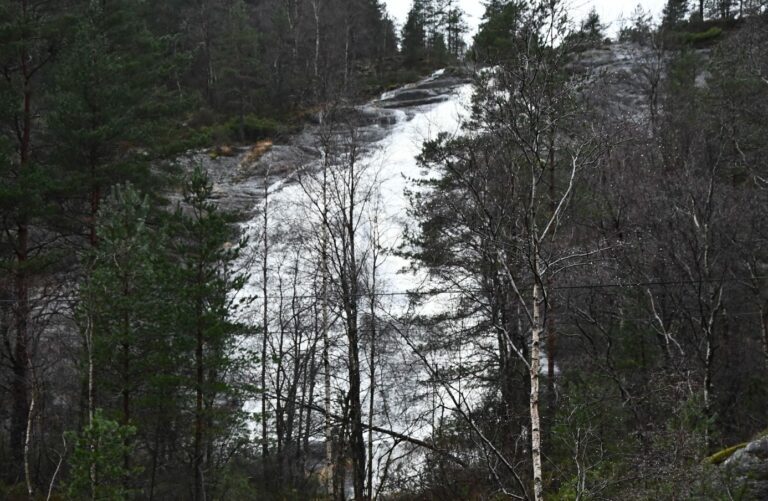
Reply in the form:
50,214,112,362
375,68,471,108
175,68,470,220
720,435,768,499
570,42,711,122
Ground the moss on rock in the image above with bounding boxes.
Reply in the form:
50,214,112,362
706,443,748,465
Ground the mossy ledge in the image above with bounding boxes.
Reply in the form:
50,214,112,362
706,443,749,465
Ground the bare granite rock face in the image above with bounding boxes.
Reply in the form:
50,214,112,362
176,45,703,220
571,42,710,123
723,436,768,499
375,68,471,108
175,68,471,220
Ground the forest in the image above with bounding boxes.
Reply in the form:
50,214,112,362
1,0,768,499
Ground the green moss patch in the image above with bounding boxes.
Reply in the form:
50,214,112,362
706,442,748,465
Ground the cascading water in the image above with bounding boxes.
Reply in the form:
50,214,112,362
235,70,474,493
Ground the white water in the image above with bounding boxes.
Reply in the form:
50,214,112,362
237,74,475,493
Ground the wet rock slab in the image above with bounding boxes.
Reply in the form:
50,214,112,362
177,68,471,220
376,69,471,108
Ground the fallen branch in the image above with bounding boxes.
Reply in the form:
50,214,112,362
264,392,468,468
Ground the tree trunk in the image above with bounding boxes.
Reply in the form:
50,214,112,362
24,387,35,499
10,243,30,481
86,316,97,499
312,0,321,82
546,131,557,399
761,304,768,372
530,255,544,501
346,248,365,501
345,147,365,500
343,15,351,94
322,153,334,497
10,21,33,481
90,170,100,247
262,170,270,462
366,261,377,500
194,286,204,501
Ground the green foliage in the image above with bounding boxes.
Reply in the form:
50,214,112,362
706,442,748,464
472,0,528,62
164,167,256,494
580,8,605,42
48,0,180,201
72,171,258,496
213,0,262,138
401,0,428,67
401,0,465,70
194,115,288,146
81,183,170,430
662,0,689,28
228,115,285,142
66,410,139,501
618,5,654,44
684,26,724,44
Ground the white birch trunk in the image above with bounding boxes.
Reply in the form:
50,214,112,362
530,262,544,501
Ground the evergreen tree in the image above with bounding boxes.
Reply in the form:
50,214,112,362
78,182,172,495
445,4,468,59
568,7,605,49
0,0,70,481
618,5,654,44
66,410,139,501
472,0,528,62
215,0,261,141
662,0,690,27
429,31,449,66
168,167,252,500
402,0,428,67
581,8,605,42
49,0,179,246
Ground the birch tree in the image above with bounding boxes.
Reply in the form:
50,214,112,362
410,2,605,497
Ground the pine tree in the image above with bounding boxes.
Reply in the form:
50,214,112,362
80,183,166,488
618,5,654,45
215,0,261,141
168,167,252,500
66,410,138,501
402,0,428,67
662,0,689,27
581,8,605,42
49,0,178,246
0,0,70,481
445,4,468,59
472,0,527,62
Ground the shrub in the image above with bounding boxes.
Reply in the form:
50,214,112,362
66,410,140,501
685,27,723,45
226,115,284,142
